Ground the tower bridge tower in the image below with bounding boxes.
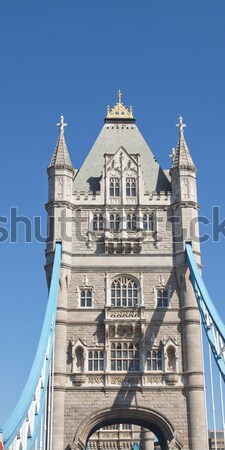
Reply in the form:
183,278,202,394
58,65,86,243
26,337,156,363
45,93,207,450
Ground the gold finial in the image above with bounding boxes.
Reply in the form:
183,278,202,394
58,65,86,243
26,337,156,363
106,91,133,119
57,115,67,134
176,116,186,133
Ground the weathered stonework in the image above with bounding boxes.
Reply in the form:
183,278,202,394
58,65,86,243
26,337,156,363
46,103,208,450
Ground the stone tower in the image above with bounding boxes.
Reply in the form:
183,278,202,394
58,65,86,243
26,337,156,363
45,93,208,450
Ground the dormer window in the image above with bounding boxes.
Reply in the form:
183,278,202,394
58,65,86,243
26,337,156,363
126,178,136,196
109,178,120,196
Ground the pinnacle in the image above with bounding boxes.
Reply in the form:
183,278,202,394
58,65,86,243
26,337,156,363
172,117,196,171
48,116,73,170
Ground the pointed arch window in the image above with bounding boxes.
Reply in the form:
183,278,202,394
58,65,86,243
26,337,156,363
126,178,136,197
111,277,138,307
111,342,140,371
109,178,120,197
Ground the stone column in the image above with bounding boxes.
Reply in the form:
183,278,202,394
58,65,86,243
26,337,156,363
140,428,154,450
180,268,208,450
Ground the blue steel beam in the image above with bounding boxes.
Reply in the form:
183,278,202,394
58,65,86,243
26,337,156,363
2,243,61,450
186,242,225,382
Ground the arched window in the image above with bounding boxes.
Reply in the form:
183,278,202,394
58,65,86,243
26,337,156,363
110,213,120,230
109,178,120,196
111,342,139,371
127,214,137,230
146,350,162,371
111,277,138,307
88,350,104,371
126,178,136,196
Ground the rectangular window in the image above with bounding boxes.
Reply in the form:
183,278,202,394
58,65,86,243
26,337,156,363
110,214,120,230
110,342,140,371
88,350,104,371
157,289,168,308
127,214,137,230
143,213,154,231
93,214,104,231
146,350,162,371
80,289,92,307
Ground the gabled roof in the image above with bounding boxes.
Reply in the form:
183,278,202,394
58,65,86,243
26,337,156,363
73,123,171,194
49,116,73,170
172,117,196,171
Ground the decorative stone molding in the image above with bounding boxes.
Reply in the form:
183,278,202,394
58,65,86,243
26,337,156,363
110,309,140,319
109,376,141,386
88,376,104,386
143,375,164,385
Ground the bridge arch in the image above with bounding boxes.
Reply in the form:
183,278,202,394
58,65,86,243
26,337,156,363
72,406,182,450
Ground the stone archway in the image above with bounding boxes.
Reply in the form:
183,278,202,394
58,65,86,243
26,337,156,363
71,406,183,450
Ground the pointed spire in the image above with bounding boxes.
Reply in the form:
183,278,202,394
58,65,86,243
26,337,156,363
171,116,196,171
49,115,73,170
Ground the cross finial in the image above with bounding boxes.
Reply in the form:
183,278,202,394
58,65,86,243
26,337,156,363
57,115,67,134
176,116,186,133
117,89,122,104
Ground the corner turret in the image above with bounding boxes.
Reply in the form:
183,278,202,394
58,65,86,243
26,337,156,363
46,116,74,253
170,116,200,257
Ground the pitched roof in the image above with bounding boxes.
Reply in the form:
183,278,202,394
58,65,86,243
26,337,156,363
172,117,196,171
49,116,73,170
73,123,171,194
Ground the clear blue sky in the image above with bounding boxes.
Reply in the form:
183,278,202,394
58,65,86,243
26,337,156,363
0,0,225,432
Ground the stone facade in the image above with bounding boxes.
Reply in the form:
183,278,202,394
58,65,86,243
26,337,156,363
45,100,208,450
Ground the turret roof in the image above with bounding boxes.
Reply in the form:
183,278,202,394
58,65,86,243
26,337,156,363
74,122,171,194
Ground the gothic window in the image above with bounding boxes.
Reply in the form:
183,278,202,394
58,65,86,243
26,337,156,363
110,213,120,230
127,214,137,230
111,277,138,307
109,178,120,196
126,178,136,196
110,342,140,371
88,350,104,371
157,289,169,308
146,350,162,371
80,289,92,307
143,213,154,231
93,213,104,231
